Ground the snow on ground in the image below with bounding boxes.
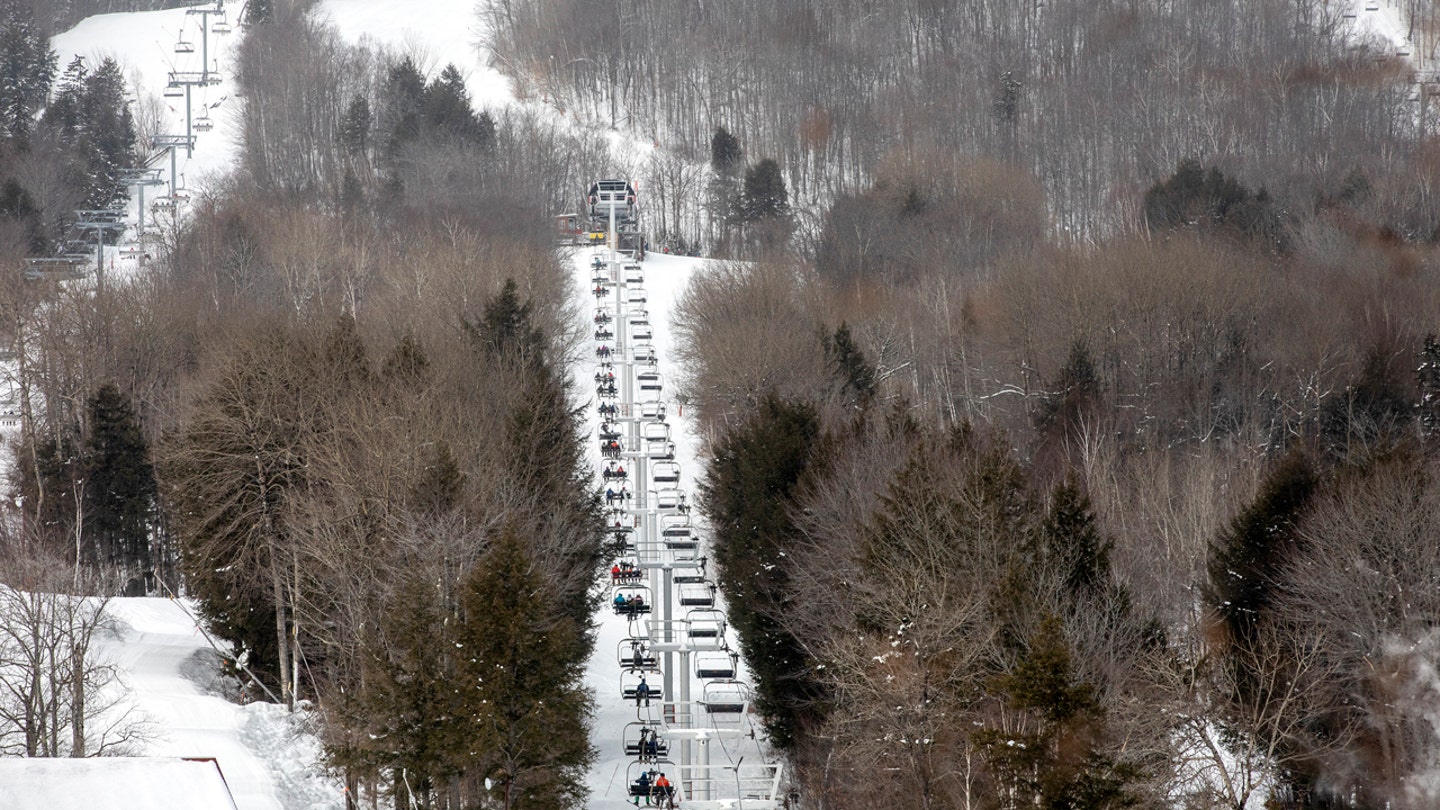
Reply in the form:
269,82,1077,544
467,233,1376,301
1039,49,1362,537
572,246,779,809
315,0,514,109
54,6,245,192
97,597,341,810
0,756,243,809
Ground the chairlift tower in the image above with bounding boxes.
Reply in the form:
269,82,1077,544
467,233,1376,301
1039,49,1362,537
150,134,196,209
119,168,165,251
166,71,216,156
73,210,127,291
185,1,227,87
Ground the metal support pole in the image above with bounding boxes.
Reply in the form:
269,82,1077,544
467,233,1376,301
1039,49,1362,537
185,84,193,157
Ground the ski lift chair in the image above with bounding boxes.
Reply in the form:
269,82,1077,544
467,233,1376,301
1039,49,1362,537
623,723,670,761
593,307,614,324
678,582,715,608
621,665,665,703
647,440,676,461
623,263,644,284
620,638,657,669
686,609,726,640
595,324,614,342
163,83,184,98
671,560,708,584
655,488,685,511
638,371,663,393
632,343,658,365
212,19,232,34
627,760,681,807
701,679,750,717
194,114,214,132
696,650,738,680
626,287,647,305
631,320,654,341
612,586,652,617
652,461,681,484
640,400,666,421
662,526,696,550
175,39,195,53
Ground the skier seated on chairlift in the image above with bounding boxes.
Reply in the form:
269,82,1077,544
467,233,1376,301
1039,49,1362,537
635,676,651,707
654,773,674,808
633,770,652,805
611,563,622,583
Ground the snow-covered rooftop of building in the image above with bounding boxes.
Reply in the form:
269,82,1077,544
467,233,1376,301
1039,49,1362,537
0,756,240,810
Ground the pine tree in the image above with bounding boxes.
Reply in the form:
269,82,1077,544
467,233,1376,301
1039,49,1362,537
710,126,743,178
0,176,44,253
0,0,56,144
338,95,371,158
1321,345,1413,459
736,157,789,224
455,528,594,810
364,569,461,802
701,395,829,749
824,321,877,407
977,616,1140,809
424,64,488,146
246,0,274,24
82,383,156,590
707,126,744,251
382,333,430,383
1418,334,1440,446
467,278,545,370
380,57,426,160
1205,448,1318,655
1039,476,1115,601
80,57,138,209
322,312,371,388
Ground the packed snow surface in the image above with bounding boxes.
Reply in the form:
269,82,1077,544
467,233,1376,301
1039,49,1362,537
0,756,242,809
96,598,341,810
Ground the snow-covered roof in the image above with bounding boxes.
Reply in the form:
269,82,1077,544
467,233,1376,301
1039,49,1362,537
0,757,240,810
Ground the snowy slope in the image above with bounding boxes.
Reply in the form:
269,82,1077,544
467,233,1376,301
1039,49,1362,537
315,0,513,108
54,6,244,190
98,598,341,810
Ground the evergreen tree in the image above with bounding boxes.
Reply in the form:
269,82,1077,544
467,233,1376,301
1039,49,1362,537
410,440,462,517
338,94,371,158
824,321,877,407
467,278,545,370
245,0,274,24
380,56,426,160
977,616,1140,809
455,528,594,810
1039,476,1115,601
82,383,156,591
382,333,430,383
1205,448,1318,656
79,57,137,209
424,64,490,148
1144,158,1283,248
363,569,461,802
43,55,87,140
707,125,744,251
710,125,744,178
0,176,44,253
1419,333,1440,446
0,0,56,144
701,395,829,749
1321,345,1413,459
735,157,789,224
322,312,371,388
